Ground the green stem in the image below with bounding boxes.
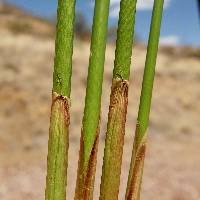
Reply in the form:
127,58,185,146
53,0,76,97
74,0,110,199
125,1,164,199
100,0,137,199
45,0,76,200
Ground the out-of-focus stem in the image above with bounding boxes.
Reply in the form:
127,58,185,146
99,0,137,199
125,1,164,199
74,0,110,199
45,0,76,199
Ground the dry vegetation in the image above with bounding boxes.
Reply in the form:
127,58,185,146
0,4,200,200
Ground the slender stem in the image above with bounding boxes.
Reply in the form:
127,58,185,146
125,1,164,199
74,0,110,199
113,0,137,80
45,0,76,200
100,0,137,199
53,0,76,97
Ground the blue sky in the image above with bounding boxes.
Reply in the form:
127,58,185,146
5,0,200,47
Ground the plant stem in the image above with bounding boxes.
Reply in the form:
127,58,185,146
125,0,164,199
99,0,137,199
45,0,76,200
53,0,76,97
74,0,110,199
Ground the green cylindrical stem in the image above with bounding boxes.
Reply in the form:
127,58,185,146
125,1,164,199
74,0,110,199
100,0,137,199
45,0,76,200
53,0,76,97
137,0,164,138
113,0,137,80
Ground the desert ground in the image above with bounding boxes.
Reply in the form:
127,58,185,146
0,4,200,200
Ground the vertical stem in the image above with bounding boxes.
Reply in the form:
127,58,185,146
45,0,76,200
100,0,137,199
125,0,164,199
53,0,76,97
74,0,110,199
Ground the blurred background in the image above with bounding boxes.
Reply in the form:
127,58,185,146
0,0,200,199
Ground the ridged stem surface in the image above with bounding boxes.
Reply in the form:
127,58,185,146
100,0,137,199
45,0,76,199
